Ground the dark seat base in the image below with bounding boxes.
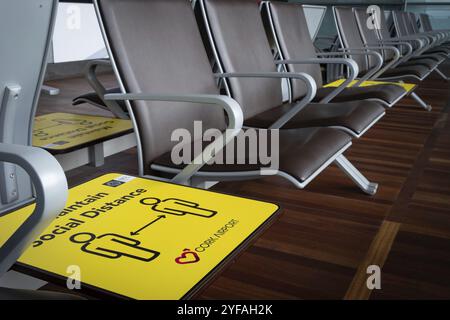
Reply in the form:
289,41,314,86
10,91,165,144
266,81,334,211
399,57,440,69
245,100,385,136
313,84,407,106
153,127,352,183
380,64,431,80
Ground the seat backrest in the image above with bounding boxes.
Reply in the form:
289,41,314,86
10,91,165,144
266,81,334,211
333,6,370,76
393,11,410,37
377,9,394,41
0,0,57,214
96,0,226,173
402,12,417,35
420,14,433,32
408,12,420,34
200,0,283,117
262,2,323,102
354,7,390,65
378,10,397,61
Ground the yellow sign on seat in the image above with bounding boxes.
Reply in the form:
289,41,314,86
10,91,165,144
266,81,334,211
324,79,416,93
1,174,280,299
33,113,133,154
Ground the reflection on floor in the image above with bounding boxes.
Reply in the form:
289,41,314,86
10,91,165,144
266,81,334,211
34,68,450,299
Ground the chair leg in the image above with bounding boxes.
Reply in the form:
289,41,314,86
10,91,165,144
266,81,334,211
434,68,450,82
410,92,432,111
191,177,218,189
334,155,378,195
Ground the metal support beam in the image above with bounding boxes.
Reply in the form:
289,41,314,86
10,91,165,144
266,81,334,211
41,85,60,96
88,143,105,167
0,85,21,204
335,155,378,195
410,92,432,111
434,68,450,81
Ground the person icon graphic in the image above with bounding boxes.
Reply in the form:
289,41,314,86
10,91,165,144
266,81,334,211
70,232,160,262
139,197,217,218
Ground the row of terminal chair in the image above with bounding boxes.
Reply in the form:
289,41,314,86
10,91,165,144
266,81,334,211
73,1,450,191
74,4,450,116
1,0,449,299
393,10,450,81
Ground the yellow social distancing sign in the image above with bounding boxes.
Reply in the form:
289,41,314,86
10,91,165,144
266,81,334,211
324,79,416,94
33,113,133,153
1,174,280,299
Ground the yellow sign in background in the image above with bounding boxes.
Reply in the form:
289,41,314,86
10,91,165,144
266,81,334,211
324,79,416,93
33,113,133,151
1,174,279,299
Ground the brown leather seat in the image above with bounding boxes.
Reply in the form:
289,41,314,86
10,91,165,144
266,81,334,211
246,100,384,135
420,13,450,54
391,11,446,71
403,11,449,59
425,49,450,58
153,127,351,183
265,2,407,107
398,57,440,69
381,64,431,79
201,0,385,138
349,7,435,81
97,0,352,186
313,84,406,105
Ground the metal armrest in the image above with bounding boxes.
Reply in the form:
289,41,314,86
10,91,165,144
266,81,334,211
319,50,382,85
85,59,128,119
351,46,400,78
213,72,317,129
368,41,413,65
410,34,431,48
275,58,358,103
340,46,401,79
0,143,68,277
391,36,427,55
104,93,244,184
420,33,438,47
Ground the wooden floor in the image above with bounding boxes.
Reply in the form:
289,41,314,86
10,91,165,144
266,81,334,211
38,68,450,300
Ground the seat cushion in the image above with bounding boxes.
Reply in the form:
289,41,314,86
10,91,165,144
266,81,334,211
380,64,430,80
152,127,352,183
72,87,127,112
403,51,445,64
245,100,385,135
426,48,450,56
423,52,447,62
313,84,407,105
398,57,439,69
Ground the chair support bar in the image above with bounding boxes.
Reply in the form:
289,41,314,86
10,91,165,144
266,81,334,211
275,57,358,103
334,154,378,195
85,59,129,119
105,93,244,184
214,72,317,129
0,143,67,277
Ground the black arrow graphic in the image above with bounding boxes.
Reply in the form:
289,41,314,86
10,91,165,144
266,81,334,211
130,215,166,236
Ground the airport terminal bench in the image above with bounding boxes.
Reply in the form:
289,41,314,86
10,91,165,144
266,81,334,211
8,0,441,300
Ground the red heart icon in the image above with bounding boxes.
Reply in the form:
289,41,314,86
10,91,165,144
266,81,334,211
175,249,200,264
